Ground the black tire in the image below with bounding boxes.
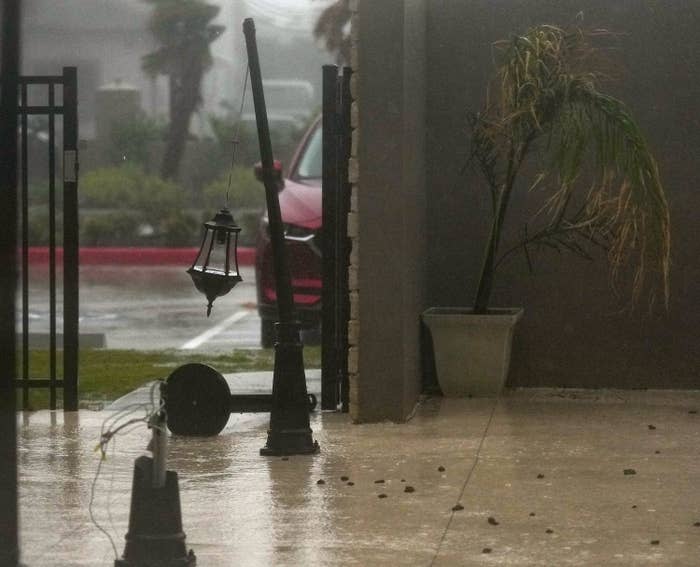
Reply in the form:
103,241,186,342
261,318,275,348
165,363,231,436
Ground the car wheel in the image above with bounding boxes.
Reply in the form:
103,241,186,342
261,318,275,348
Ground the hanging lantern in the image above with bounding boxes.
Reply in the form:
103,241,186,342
187,207,242,316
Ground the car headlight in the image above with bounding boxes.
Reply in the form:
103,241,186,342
283,223,315,242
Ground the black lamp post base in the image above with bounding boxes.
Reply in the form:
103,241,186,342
260,322,320,456
260,430,320,456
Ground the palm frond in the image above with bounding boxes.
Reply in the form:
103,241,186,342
471,24,670,311
313,0,351,65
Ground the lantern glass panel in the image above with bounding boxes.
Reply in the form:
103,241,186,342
191,225,241,277
191,228,215,272
206,228,229,275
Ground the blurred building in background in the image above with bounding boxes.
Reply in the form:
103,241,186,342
21,0,333,138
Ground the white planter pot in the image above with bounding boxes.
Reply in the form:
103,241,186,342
422,307,524,397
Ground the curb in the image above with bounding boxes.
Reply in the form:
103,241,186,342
26,246,256,266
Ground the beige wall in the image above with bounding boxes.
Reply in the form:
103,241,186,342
351,0,428,422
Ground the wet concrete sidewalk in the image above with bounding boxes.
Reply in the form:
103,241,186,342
17,388,700,566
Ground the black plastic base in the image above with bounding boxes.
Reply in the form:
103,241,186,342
115,552,195,567
115,456,196,567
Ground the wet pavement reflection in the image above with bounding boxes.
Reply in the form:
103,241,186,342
20,265,261,352
17,391,700,566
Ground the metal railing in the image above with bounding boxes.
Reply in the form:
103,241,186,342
15,67,79,411
321,65,352,412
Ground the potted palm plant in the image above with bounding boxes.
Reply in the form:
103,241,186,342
423,24,671,397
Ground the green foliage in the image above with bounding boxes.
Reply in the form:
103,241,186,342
208,115,261,167
199,168,264,246
80,165,186,215
180,136,229,199
160,210,200,246
79,166,199,246
26,208,61,246
80,211,142,246
201,167,265,211
209,110,312,167
468,25,670,312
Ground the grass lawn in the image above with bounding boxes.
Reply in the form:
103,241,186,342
19,346,321,410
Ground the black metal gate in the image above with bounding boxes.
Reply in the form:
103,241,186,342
321,65,352,411
16,67,79,411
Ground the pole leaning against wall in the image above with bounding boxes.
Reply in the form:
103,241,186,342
243,17,319,456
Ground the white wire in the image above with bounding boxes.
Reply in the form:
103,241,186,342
89,380,166,559
106,436,118,548
100,404,149,437
89,449,119,559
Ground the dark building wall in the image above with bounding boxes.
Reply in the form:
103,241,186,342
425,0,700,388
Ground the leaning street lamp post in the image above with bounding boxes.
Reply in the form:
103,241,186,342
243,17,319,456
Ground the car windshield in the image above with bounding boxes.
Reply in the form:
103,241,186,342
295,125,322,179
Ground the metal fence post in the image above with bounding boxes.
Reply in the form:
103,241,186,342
321,64,340,410
62,66,79,411
0,1,22,562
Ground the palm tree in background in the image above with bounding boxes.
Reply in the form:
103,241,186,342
142,0,224,181
313,0,351,65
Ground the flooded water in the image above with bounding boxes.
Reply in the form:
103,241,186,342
16,392,700,565
19,265,261,352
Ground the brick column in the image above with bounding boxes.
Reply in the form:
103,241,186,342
347,0,361,419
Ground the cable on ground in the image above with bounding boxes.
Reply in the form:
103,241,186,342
88,381,166,559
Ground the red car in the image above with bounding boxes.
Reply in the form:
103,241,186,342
255,117,322,347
